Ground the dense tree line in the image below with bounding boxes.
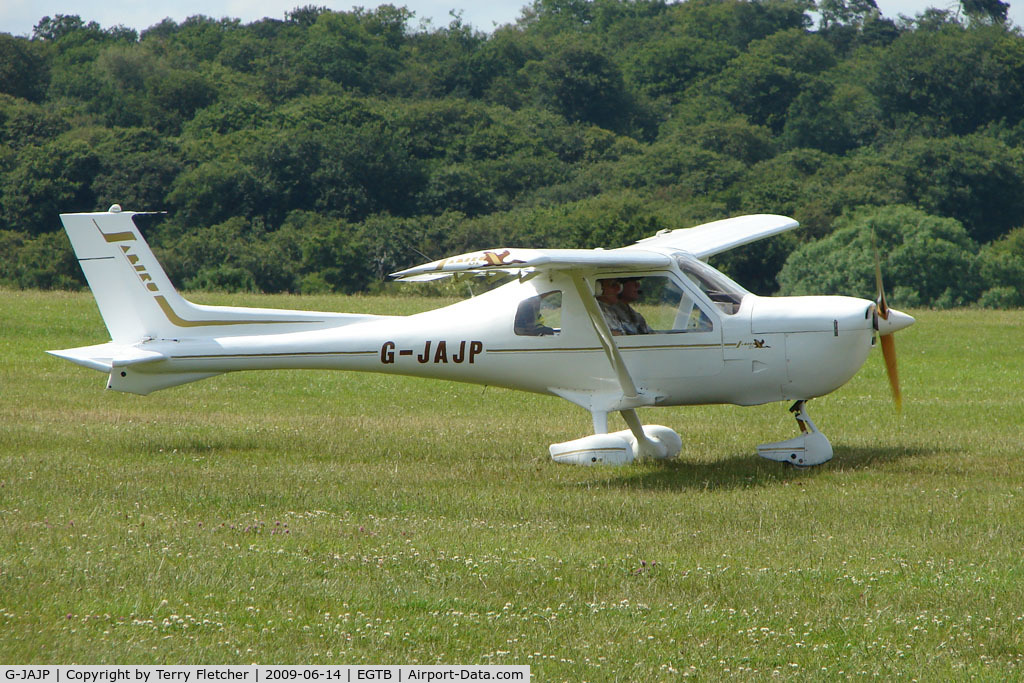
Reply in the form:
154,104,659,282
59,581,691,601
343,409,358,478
1,0,1023,306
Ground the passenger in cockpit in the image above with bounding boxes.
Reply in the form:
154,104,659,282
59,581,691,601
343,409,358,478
596,278,626,335
617,277,651,335
514,293,556,336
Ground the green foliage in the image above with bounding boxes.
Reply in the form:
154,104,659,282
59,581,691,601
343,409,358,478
155,216,302,293
818,0,879,29
1,138,100,233
977,227,1024,306
298,8,410,92
290,211,376,293
893,134,1024,243
872,26,1024,135
778,205,985,307
3,3,1024,305
711,29,836,132
0,229,82,288
782,80,881,153
533,39,633,131
0,35,49,101
962,0,1010,25
624,36,737,103
0,96,70,147
166,159,266,227
670,0,812,49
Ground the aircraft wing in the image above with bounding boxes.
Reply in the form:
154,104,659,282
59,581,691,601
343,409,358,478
625,214,798,259
390,214,797,281
389,248,671,281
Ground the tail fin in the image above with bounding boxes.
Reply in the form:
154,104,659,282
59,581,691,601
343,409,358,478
60,206,371,343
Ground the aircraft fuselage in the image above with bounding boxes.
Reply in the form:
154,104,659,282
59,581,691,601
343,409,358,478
107,271,876,411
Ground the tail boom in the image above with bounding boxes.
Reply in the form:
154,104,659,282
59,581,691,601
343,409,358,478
59,206,380,344
53,206,394,394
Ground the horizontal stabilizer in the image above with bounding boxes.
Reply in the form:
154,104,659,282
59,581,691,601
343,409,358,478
47,343,167,372
47,343,220,395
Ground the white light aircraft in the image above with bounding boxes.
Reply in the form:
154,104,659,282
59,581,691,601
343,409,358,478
51,205,914,467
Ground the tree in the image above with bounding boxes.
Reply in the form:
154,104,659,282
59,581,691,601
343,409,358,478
710,29,836,132
290,211,376,293
287,5,330,27
961,0,1009,25
297,7,411,92
0,97,70,148
625,37,737,102
165,159,266,228
529,38,633,131
1,139,100,234
0,35,48,101
519,0,597,32
778,205,984,307
391,15,490,99
872,26,1024,135
895,134,1024,243
0,230,82,289
32,15,101,41
818,0,879,29
977,227,1024,306
670,0,813,50
782,80,882,153
7,0,1024,301
89,128,183,210
310,119,427,219
418,163,496,216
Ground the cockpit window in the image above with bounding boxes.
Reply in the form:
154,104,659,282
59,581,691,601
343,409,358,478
675,255,748,315
631,276,714,333
514,291,562,336
598,275,714,334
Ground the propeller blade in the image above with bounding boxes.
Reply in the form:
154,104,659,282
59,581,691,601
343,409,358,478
872,233,889,319
879,331,901,411
870,234,909,410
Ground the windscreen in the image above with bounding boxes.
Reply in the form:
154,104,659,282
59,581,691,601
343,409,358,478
675,255,749,315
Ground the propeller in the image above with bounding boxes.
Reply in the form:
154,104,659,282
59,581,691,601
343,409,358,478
871,236,914,410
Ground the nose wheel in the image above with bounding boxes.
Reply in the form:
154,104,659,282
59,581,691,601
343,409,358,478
756,400,833,467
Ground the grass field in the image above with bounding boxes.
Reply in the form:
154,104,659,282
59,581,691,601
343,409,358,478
2,288,1023,678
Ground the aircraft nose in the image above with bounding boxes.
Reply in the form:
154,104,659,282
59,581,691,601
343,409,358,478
876,308,914,335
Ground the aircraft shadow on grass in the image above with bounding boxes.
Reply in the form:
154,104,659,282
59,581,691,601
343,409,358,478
598,444,944,493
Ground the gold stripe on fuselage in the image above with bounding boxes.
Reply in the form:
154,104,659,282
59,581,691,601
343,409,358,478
171,350,378,361
155,296,324,328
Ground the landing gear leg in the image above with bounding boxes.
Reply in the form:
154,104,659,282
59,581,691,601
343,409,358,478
620,409,682,461
756,400,833,467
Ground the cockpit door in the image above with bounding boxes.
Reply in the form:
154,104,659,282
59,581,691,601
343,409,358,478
613,273,725,380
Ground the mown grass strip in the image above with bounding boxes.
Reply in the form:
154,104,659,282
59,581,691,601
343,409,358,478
1,289,1023,677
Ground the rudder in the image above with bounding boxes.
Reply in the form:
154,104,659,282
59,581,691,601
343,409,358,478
61,206,182,343
61,205,361,345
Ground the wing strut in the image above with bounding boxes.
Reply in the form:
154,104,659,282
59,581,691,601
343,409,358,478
569,274,660,455
570,273,637,399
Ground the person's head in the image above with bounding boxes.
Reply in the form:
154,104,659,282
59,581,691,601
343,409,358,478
620,278,642,303
597,278,621,301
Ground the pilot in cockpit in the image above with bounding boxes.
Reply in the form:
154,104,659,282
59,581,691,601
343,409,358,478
617,277,651,335
597,277,650,335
